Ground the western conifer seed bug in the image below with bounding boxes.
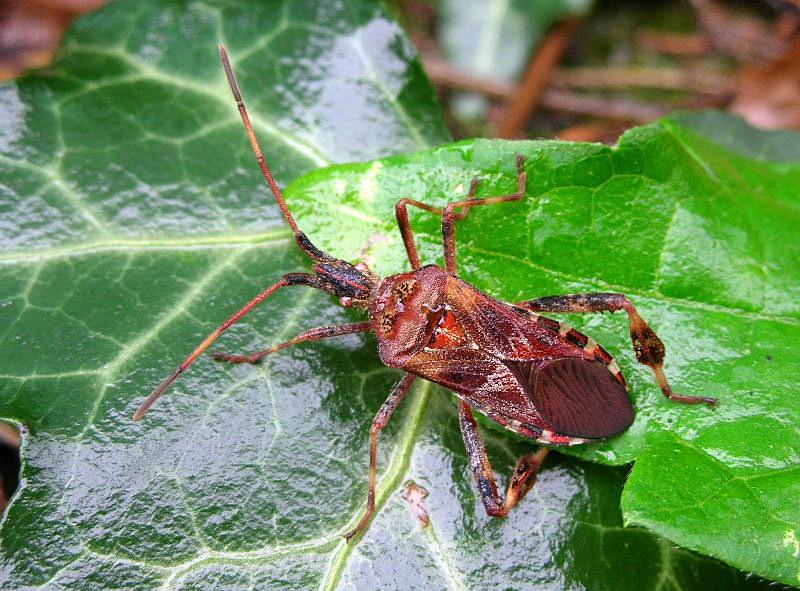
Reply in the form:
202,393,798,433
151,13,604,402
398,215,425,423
134,45,718,540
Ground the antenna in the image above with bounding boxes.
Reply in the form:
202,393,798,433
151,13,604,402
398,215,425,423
219,44,299,233
133,46,366,420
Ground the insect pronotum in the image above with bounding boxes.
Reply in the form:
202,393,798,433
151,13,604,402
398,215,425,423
135,45,718,540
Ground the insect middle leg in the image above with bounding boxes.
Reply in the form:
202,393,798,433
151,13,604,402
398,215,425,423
394,155,527,271
212,322,372,364
345,373,417,541
517,292,717,405
459,401,549,518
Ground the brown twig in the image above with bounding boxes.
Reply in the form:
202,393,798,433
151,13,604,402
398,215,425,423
688,0,789,62
549,66,735,95
423,55,515,99
496,18,582,138
425,57,734,98
540,88,671,123
555,121,632,143
636,30,712,56
423,57,686,125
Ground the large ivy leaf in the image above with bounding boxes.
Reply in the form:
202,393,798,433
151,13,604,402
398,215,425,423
285,115,800,586
0,2,793,591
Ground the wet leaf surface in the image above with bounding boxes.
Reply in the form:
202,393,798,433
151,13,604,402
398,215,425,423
0,1,796,589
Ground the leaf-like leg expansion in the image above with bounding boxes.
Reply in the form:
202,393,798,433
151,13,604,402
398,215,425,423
459,401,549,518
442,155,527,274
345,373,417,541
213,321,372,364
516,292,717,405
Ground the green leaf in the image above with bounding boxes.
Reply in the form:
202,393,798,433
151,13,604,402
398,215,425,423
439,0,595,120
0,2,792,591
286,115,800,586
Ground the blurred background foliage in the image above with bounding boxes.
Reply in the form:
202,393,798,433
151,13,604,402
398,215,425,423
3,0,799,141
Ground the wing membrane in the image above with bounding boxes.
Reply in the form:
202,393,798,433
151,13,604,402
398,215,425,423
511,358,633,438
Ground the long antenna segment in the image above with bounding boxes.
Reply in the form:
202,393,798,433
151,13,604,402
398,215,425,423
219,44,299,233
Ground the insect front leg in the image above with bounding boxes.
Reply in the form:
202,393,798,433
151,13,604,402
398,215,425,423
134,273,326,419
394,181,481,270
394,155,527,272
517,292,717,405
212,322,372,364
345,373,417,541
459,401,549,518
442,155,527,273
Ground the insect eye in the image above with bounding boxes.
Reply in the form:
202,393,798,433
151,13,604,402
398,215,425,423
394,279,417,301
380,310,397,334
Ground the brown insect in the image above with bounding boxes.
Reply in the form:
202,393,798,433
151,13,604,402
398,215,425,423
134,45,717,540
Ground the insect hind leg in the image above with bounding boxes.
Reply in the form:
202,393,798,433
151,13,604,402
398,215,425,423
517,292,717,406
459,401,549,518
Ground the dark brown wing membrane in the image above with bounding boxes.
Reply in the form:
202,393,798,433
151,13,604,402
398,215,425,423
508,358,633,438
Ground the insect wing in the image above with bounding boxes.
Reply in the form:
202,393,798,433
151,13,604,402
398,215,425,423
407,276,633,440
507,357,633,438
405,346,549,438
